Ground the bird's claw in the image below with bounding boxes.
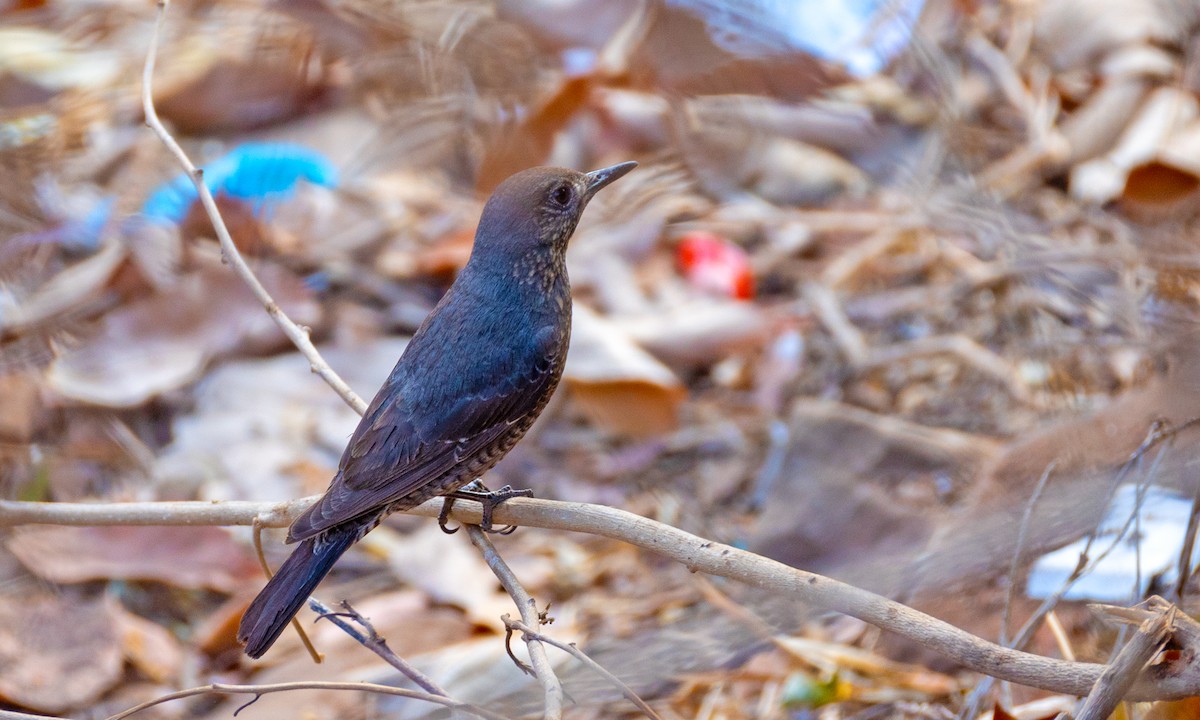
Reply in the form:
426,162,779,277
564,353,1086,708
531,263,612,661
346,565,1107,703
439,484,534,534
437,496,461,534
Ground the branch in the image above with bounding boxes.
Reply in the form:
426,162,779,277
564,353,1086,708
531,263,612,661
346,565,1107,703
309,598,450,698
103,681,512,720
467,526,564,720
1076,604,1173,720
505,617,663,720
141,0,367,416
6,495,1200,702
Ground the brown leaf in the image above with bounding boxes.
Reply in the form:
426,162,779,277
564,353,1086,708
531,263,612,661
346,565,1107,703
0,593,123,713
7,525,262,592
564,304,686,436
991,701,1018,720
46,247,319,407
153,21,330,134
624,299,772,367
1146,697,1200,720
367,524,517,627
0,370,43,442
193,592,256,658
114,607,184,684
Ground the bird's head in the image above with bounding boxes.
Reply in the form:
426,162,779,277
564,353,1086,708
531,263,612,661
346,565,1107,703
470,162,637,269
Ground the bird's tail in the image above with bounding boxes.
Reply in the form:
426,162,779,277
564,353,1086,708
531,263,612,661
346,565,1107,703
237,524,358,658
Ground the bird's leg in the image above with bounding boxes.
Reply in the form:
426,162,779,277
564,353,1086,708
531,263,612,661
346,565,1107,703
441,479,534,534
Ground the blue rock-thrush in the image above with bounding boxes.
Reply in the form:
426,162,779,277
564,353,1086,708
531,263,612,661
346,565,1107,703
238,162,637,658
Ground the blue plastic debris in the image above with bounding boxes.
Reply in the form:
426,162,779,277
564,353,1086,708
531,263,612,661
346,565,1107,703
140,142,339,224
1027,484,1200,602
45,143,338,253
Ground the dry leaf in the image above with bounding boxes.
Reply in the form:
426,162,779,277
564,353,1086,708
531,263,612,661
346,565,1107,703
564,304,686,436
1146,697,1200,720
47,248,319,407
366,524,515,628
192,592,254,658
1071,86,1198,203
7,525,262,592
0,593,123,713
153,337,407,502
0,370,43,441
623,299,771,366
115,607,184,684
0,27,120,90
153,18,330,134
0,238,127,337
1034,0,1197,71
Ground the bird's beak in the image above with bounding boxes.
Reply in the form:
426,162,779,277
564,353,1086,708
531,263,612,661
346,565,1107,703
584,161,638,199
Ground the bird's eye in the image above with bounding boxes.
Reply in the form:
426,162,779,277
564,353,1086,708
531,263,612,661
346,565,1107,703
551,185,572,206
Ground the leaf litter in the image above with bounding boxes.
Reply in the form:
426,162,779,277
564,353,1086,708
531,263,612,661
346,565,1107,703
2,0,1200,718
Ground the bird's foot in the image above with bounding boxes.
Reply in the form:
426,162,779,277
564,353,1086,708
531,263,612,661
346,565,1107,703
438,483,534,534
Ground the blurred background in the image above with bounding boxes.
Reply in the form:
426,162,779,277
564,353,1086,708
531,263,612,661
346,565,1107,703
3,0,1200,717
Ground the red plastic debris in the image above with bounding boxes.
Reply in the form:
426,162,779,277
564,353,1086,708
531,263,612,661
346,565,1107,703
675,232,755,299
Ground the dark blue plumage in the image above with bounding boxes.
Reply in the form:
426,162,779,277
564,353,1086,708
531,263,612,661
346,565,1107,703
239,524,357,659
238,162,636,658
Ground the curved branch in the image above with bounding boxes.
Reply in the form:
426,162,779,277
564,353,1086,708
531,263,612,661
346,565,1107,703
141,0,367,416
467,527,564,719
4,495,1198,701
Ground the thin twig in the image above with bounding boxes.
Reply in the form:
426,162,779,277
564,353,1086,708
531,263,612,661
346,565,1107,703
505,616,664,720
1002,461,1057,647
103,681,512,720
141,0,367,416
1045,610,1076,663
7,494,1200,701
307,598,450,697
803,282,868,365
466,526,565,720
961,461,1057,718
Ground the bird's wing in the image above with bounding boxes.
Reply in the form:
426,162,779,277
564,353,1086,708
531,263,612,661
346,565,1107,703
287,324,561,543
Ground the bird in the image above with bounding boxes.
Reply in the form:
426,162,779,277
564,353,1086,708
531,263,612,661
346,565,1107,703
237,161,637,658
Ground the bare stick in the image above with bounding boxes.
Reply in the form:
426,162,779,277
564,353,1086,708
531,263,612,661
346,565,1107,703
141,0,367,416
1076,607,1172,720
0,710,60,720
103,680,512,720
466,526,565,720
308,598,450,698
1174,479,1200,604
505,616,664,720
8,495,1199,701
961,461,1058,717
1002,461,1057,647
0,497,314,527
1046,611,1076,662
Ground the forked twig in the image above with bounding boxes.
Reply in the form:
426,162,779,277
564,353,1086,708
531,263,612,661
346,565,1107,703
308,598,450,698
505,616,664,720
467,526,565,719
